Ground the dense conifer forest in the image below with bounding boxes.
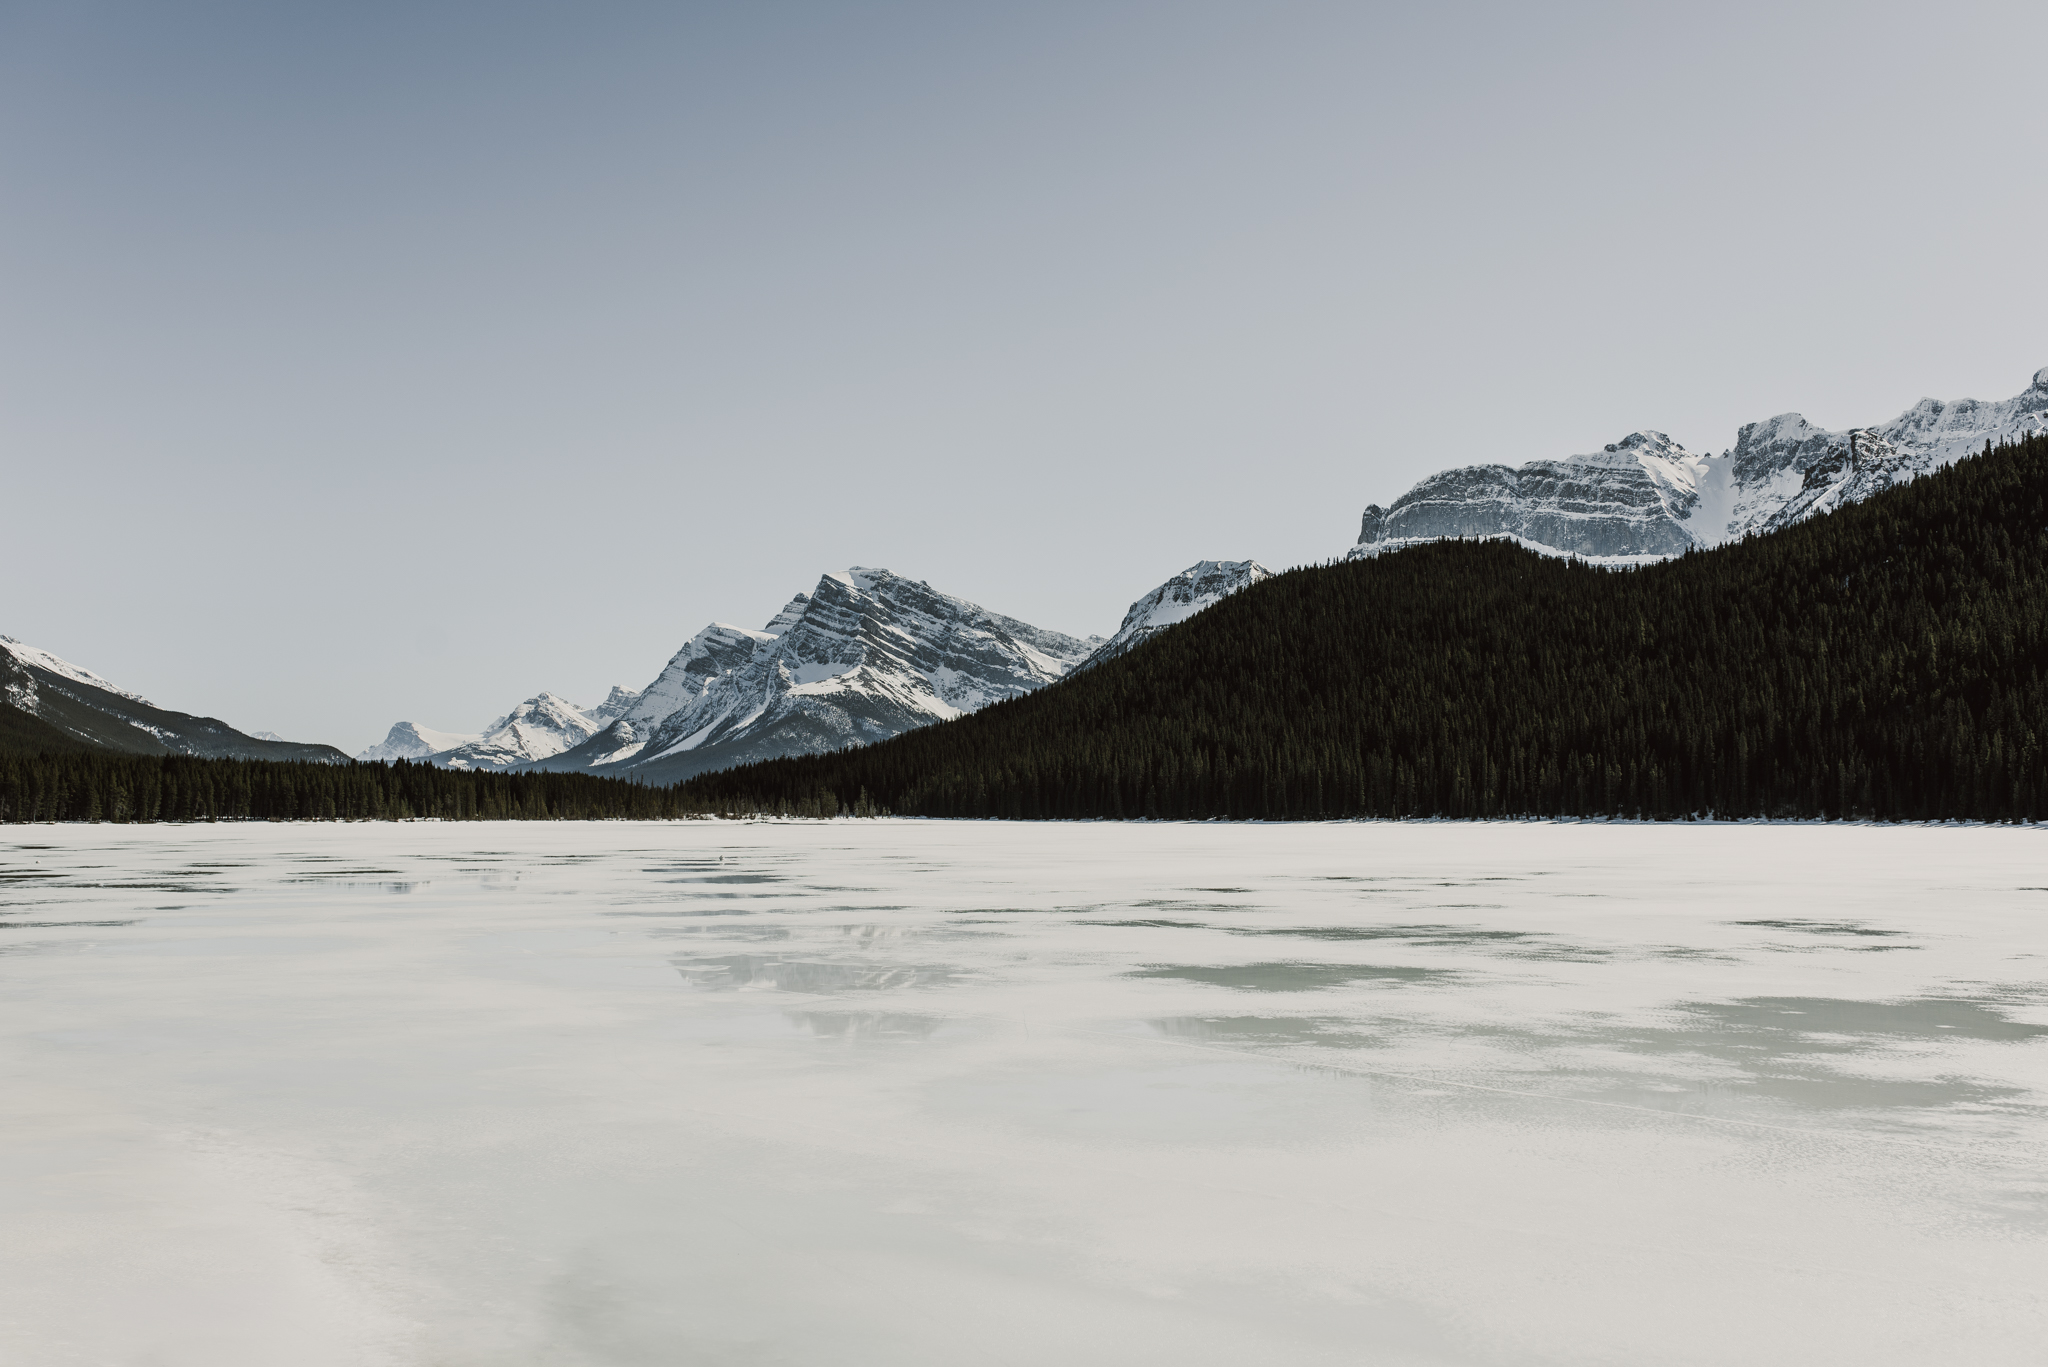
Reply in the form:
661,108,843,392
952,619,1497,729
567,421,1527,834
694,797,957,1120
683,431,2048,822
0,753,739,824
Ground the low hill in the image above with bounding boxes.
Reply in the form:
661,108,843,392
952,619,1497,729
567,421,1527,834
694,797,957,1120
681,433,2048,823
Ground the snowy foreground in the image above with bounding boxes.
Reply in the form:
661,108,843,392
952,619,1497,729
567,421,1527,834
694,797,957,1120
3,821,2044,1366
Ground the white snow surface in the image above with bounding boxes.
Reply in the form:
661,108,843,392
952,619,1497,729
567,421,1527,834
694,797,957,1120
1,634,152,704
3,820,2044,1367
1350,365,2048,563
1078,560,1273,669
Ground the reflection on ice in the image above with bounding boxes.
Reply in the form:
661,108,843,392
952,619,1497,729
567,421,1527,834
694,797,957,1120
676,953,963,992
1683,994,2048,1043
789,1010,948,1040
1150,1014,1376,1046
1128,961,1454,990
1734,918,1909,937
1227,922,1536,942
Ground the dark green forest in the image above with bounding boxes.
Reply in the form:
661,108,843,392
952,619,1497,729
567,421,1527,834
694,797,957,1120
0,753,739,824
682,432,2048,822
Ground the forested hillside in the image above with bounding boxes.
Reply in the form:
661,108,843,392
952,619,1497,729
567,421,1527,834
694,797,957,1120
682,432,2048,822
0,704,93,758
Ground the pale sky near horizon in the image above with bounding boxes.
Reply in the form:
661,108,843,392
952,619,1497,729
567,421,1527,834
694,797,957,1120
4,0,2045,751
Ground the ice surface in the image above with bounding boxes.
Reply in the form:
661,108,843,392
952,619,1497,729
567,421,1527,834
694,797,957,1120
2,821,2044,1365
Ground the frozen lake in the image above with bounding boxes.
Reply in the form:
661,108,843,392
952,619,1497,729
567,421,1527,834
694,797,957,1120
3,820,2045,1365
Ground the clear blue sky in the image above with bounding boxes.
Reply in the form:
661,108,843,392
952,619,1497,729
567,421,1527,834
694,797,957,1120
5,1,2044,749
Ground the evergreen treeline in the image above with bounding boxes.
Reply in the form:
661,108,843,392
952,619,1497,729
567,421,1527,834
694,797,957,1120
0,754,721,824
682,432,2048,822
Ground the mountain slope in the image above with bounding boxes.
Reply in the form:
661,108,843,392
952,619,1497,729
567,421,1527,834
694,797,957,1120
531,568,1101,785
1351,366,2048,562
1078,561,1273,670
0,700,94,757
680,431,2048,823
1,637,349,763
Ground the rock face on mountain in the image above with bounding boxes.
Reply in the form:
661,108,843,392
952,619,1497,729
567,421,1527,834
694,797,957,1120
585,686,641,725
1078,561,1273,670
1351,367,2048,563
529,567,1101,786
1,635,349,762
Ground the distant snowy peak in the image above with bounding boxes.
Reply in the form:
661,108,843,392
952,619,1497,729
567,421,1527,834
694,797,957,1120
361,688,639,768
431,691,611,770
1080,560,1274,669
587,686,642,725
531,567,1102,783
0,636,152,705
357,721,484,763
1350,366,2048,565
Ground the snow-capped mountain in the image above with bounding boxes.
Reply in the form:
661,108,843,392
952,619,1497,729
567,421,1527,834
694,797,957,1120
1,635,348,762
1350,366,2048,563
360,687,641,768
1078,560,1273,670
356,721,484,763
430,692,612,770
585,686,641,725
2,635,151,705
529,567,1101,785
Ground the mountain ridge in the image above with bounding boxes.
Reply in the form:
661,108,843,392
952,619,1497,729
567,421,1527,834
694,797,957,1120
1,636,348,763
1351,367,2048,563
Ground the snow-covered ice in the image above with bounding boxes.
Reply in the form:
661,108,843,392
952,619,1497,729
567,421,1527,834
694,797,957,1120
2,820,2044,1365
